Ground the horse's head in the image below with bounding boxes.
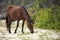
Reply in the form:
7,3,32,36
27,20,34,33
30,22,34,33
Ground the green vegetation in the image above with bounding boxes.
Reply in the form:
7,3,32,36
28,0,60,30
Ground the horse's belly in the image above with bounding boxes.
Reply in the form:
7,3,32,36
11,16,22,21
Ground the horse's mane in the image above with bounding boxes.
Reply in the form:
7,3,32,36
22,6,33,23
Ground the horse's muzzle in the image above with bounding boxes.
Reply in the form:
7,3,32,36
31,31,34,33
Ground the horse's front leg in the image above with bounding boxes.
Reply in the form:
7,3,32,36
14,20,19,33
22,20,25,33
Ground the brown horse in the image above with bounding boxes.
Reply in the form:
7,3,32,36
6,5,34,33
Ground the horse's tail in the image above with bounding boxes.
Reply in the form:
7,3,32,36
6,15,8,24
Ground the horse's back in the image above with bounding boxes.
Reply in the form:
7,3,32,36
6,5,19,12
6,5,24,20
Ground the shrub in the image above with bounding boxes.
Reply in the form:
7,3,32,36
30,5,60,30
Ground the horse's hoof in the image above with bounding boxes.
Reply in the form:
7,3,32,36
14,32,17,33
22,32,24,34
9,32,11,34
31,31,34,34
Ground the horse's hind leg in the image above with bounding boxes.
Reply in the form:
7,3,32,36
8,19,12,33
6,16,12,33
8,22,11,33
6,20,12,33
14,20,19,33
22,20,25,33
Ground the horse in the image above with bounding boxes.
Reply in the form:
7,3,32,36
6,5,34,33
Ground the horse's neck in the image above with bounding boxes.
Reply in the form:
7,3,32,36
23,7,32,22
25,12,32,23
23,11,31,22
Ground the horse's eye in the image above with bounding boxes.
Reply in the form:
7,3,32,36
31,23,33,25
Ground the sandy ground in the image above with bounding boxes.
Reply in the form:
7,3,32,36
0,20,60,40
0,27,60,40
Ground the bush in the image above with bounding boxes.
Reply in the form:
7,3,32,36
29,5,60,30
